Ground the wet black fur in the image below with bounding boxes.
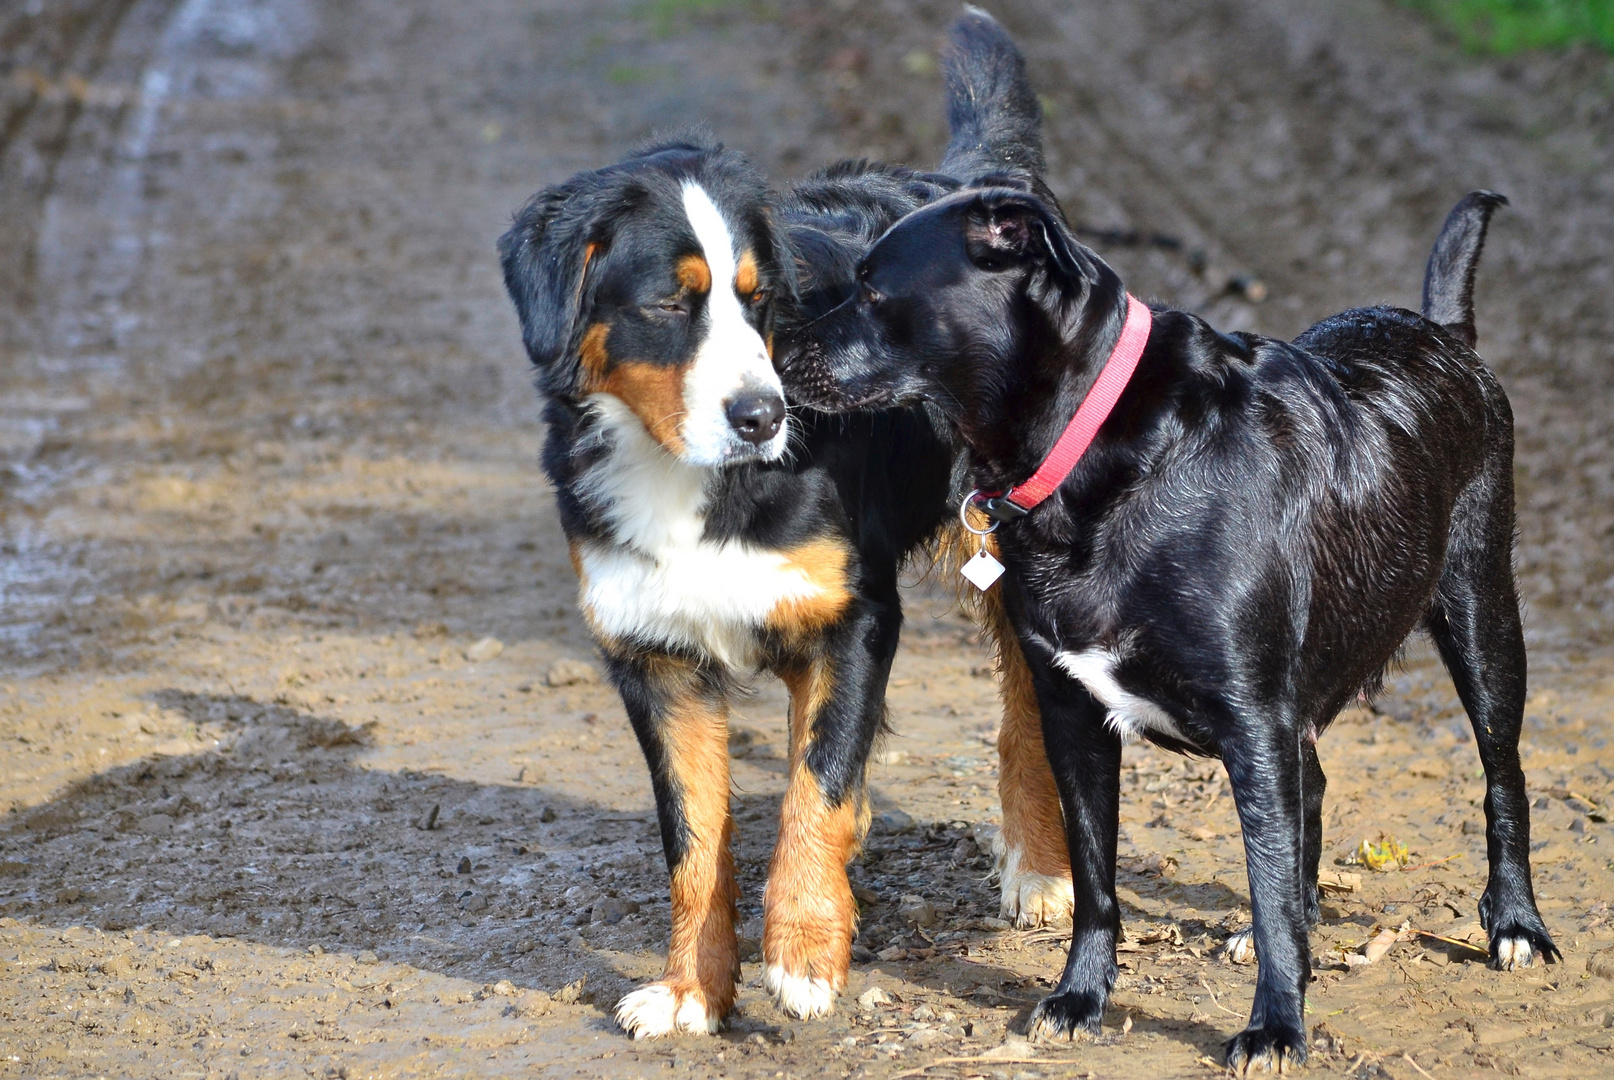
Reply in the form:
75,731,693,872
778,188,1559,1065
497,14,1040,908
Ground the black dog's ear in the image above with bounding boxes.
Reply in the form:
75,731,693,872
964,189,1100,287
497,178,636,392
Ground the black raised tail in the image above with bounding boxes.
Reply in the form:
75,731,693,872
1422,191,1508,350
938,7,1046,187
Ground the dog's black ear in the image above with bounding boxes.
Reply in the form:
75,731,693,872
498,178,635,393
964,189,1100,287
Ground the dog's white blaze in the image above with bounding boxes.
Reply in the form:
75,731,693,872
679,182,788,464
763,964,837,1019
1052,647,1188,743
614,983,718,1038
577,397,831,668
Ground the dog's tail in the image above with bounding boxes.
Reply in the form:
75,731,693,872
938,7,1046,184
1422,191,1508,350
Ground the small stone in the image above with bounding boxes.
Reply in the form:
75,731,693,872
1589,948,1614,980
514,988,552,1017
490,979,517,996
858,987,893,1009
138,813,176,834
851,943,876,962
456,857,473,874
462,893,489,914
465,637,504,663
414,804,441,831
877,946,908,961
873,810,916,836
897,895,938,928
592,897,638,925
545,659,600,687
553,976,587,1005
539,806,558,823
98,954,135,978
977,916,1011,932
1462,819,1484,835
356,950,378,964
1569,816,1589,834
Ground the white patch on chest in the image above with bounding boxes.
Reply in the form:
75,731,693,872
1051,647,1188,743
575,396,831,669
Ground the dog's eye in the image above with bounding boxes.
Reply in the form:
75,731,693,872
861,283,883,306
748,288,769,306
650,301,688,316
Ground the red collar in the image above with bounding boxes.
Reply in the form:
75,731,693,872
971,294,1152,522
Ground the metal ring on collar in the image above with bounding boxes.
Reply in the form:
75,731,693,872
960,490,999,536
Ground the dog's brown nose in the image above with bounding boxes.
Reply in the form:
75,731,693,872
726,391,785,444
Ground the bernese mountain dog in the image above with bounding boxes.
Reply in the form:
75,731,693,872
497,10,1072,1038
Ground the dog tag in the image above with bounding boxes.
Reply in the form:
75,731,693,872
960,549,1005,591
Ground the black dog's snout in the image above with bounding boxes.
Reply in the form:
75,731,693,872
725,391,785,444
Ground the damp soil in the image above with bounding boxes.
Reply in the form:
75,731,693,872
1,1,1612,1077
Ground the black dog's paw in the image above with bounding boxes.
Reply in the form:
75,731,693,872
1026,990,1104,1042
1488,921,1562,971
1225,1023,1308,1075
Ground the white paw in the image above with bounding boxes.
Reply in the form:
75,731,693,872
1225,928,1256,965
1493,936,1535,971
614,983,719,1039
763,964,837,1019
996,843,1074,929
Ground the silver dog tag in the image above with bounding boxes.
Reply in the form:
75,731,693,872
961,549,1005,591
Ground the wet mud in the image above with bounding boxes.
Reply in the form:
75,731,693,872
1,0,1612,1077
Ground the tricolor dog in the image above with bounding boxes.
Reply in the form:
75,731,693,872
498,11,1074,1038
778,187,1558,1071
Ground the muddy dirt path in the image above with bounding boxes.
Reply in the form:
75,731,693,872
0,1,1611,1077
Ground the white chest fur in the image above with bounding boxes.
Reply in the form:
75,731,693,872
574,398,834,669
1052,647,1188,743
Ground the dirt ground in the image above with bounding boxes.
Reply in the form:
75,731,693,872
1,0,1612,1077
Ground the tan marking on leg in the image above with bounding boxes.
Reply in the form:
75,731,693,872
735,250,759,298
979,579,1073,927
764,658,860,1018
676,253,712,294
600,360,691,455
765,539,854,641
619,664,737,1037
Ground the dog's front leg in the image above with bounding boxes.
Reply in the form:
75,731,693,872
609,653,738,1039
1222,730,1310,1074
1024,664,1122,1040
764,598,901,1019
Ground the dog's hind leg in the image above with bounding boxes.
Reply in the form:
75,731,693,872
763,598,902,1019
1023,665,1122,1041
1221,726,1311,1073
611,654,739,1038
983,592,1073,928
1426,456,1559,971
1302,735,1326,930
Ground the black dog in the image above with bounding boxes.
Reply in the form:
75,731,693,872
497,12,1075,1037
778,186,1558,1070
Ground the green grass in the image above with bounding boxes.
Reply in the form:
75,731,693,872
1403,0,1614,54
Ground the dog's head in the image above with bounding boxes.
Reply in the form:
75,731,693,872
778,186,1115,417
499,138,795,465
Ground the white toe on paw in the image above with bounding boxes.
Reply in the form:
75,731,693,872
764,964,837,1019
997,846,1074,928
1494,936,1534,971
614,984,717,1039
1225,928,1256,965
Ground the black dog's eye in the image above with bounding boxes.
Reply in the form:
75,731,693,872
861,282,883,306
649,301,688,316
748,288,769,306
